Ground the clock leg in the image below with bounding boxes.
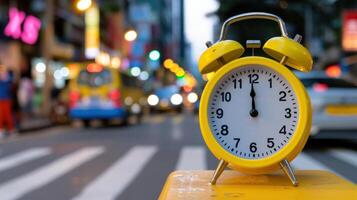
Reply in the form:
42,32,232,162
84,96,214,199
210,159,228,185
280,159,298,186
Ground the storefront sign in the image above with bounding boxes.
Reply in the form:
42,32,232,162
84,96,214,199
343,10,357,51
85,4,100,59
4,7,41,45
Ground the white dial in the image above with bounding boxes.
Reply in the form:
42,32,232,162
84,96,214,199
208,65,299,159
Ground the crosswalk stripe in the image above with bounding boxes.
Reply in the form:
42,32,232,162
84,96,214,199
0,146,104,200
0,147,51,173
292,153,332,171
73,146,158,200
329,149,357,167
176,146,206,170
292,152,353,181
291,152,343,177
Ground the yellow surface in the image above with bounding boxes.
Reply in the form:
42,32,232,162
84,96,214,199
199,56,312,174
198,40,244,74
159,170,357,200
263,36,313,72
325,105,357,116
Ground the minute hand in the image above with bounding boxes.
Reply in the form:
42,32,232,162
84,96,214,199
249,83,259,117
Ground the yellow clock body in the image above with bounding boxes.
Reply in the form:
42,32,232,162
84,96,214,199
199,56,312,174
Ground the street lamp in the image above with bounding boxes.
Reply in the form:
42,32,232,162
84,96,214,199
76,0,92,11
124,30,137,42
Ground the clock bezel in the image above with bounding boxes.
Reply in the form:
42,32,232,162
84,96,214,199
199,56,311,174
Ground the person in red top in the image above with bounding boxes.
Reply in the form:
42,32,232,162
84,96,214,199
0,63,15,138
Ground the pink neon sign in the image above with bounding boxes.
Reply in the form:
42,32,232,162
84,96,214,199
4,7,41,45
21,16,41,45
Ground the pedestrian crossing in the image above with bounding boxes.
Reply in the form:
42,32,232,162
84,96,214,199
292,152,334,171
291,152,344,178
0,146,355,200
73,146,157,200
0,147,104,200
329,149,357,168
0,147,51,173
176,146,206,170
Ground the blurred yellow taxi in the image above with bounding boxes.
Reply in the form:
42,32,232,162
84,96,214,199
68,63,146,123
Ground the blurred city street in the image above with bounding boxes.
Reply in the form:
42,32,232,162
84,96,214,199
0,0,357,199
0,113,356,199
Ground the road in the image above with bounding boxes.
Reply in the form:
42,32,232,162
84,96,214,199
0,113,356,200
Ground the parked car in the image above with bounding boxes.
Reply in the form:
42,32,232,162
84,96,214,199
147,85,183,113
120,73,148,121
296,72,357,136
181,87,199,111
185,89,200,113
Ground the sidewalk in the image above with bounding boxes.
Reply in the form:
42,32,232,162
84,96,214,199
19,117,53,133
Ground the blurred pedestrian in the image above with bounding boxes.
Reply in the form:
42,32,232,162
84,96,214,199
0,62,15,138
10,69,20,130
18,72,34,119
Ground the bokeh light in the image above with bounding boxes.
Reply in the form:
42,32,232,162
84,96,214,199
326,65,341,78
147,94,159,106
149,50,160,61
187,92,198,103
124,30,137,41
139,71,149,81
170,94,183,105
76,0,92,11
35,62,46,73
130,66,141,77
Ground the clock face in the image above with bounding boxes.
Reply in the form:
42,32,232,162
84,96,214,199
208,64,299,159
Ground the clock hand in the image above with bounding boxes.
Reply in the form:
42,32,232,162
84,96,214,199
250,83,259,117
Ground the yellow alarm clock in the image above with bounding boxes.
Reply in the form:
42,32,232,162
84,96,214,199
198,12,313,186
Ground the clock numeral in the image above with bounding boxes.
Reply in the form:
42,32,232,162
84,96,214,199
220,125,229,135
233,138,240,148
268,78,273,88
279,125,287,135
284,108,292,118
267,138,275,148
220,92,231,102
248,74,259,84
279,91,287,101
249,142,257,153
232,79,242,89
216,108,223,119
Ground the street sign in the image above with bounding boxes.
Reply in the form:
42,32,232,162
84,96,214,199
85,4,100,59
4,7,41,45
343,10,357,51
